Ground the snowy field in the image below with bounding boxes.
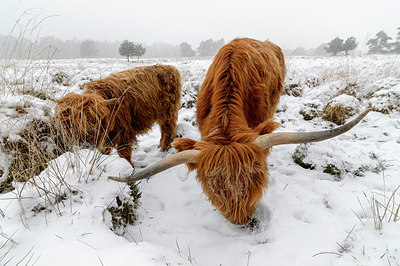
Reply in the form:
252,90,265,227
0,54,400,265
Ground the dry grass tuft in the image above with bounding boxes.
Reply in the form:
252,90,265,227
21,89,53,101
364,186,400,231
323,104,350,125
284,83,302,97
323,94,359,125
0,118,67,193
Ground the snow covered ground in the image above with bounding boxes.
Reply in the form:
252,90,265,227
0,54,400,265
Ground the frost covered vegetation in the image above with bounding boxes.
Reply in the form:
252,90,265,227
0,54,400,265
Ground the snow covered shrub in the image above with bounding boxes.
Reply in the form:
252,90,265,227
323,164,342,180
353,164,371,177
21,88,53,101
323,94,360,125
107,182,141,235
51,70,71,86
181,80,200,109
284,72,322,97
369,84,400,114
179,62,207,109
304,75,322,88
74,68,101,89
284,83,302,97
292,144,315,170
299,100,322,121
338,83,358,98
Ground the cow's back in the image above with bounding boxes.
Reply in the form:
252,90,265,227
196,38,285,141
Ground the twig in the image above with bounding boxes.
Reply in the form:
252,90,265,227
77,239,97,250
312,251,343,257
336,242,349,253
176,239,181,253
245,250,251,266
351,209,364,226
54,234,63,239
98,256,104,266
188,245,193,264
15,245,35,266
122,226,138,246
344,224,357,242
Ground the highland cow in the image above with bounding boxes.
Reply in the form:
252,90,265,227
55,64,181,167
109,38,370,225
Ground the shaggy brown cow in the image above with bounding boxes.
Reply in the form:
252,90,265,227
109,38,370,225
55,64,181,166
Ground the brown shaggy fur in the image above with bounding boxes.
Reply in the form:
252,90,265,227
55,64,181,166
173,38,285,225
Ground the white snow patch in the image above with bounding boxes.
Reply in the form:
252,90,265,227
1,55,400,265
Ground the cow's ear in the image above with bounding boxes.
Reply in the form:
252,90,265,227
172,138,197,152
172,138,199,171
254,118,280,135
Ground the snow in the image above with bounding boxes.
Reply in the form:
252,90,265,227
1,54,400,265
328,94,360,110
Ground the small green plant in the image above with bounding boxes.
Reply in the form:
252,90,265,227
353,165,370,177
323,164,342,180
369,152,389,174
243,217,261,232
129,182,142,207
107,182,142,235
292,144,315,170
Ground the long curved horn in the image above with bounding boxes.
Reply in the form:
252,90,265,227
105,98,118,105
108,149,200,183
254,109,370,149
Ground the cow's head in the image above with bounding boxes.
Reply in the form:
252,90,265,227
55,92,117,147
170,138,269,224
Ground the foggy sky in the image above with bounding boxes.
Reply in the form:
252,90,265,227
1,0,399,49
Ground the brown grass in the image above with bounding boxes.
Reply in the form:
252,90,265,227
0,118,68,193
323,104,351,125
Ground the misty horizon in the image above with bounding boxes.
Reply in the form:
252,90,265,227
0,32,334,59
1,0,399,52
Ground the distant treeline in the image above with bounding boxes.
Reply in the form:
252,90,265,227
0,34,228,59
0,33,328,59
0,34,174,59
2,30,398,60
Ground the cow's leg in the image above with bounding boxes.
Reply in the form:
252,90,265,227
117,143,134,168
158,117,177,152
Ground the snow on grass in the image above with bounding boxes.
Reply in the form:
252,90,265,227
1,55,400,265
